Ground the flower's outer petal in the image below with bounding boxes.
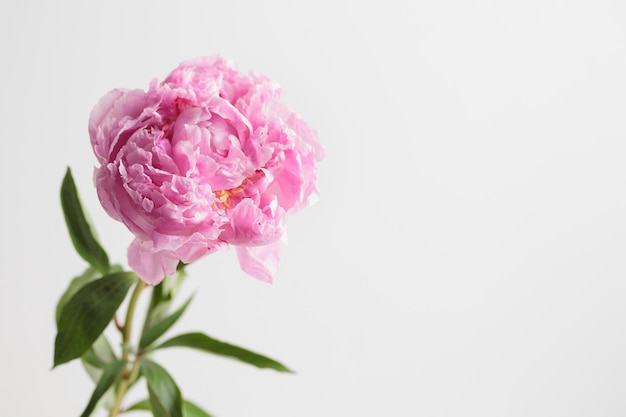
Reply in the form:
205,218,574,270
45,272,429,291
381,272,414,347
235,239,283,283
89,89,149,164
128,239,179,285
174,238,227,264
219,198,284,246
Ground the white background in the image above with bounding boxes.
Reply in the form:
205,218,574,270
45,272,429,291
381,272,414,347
1,1,626,416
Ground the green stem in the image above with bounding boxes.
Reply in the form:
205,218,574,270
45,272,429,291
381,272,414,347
109,280,146,417
109,359,141,417
122,281,146,360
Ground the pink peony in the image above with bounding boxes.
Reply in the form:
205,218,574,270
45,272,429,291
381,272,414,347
89,56,323,285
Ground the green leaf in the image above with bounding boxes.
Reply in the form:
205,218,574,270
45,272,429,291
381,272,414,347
56,267,101,326
140,360,183,417
82,333,116,369
140,296,193,350
82,334,117,383
143,269,187,333
79,360,127,417
125,399,215,417
60,167,110,274
90,333,117,367
154,333,294,373
126,399,151,412
54,272,137,367
184,400,215,417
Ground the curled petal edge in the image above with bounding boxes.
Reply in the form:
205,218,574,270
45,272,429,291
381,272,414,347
128,239,179,285
235,238,284,284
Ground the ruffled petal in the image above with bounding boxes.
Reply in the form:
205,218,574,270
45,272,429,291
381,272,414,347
235,239,283,283
128,239,179,285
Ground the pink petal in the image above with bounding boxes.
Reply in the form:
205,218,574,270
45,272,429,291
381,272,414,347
128,239,179,285
235,240,283,283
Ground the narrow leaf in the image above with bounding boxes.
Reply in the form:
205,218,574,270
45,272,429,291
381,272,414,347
140,296,193,349
149,394,169,417
184,400,215,417
143,269,187,333
79,360,127,417
124,399,213,416
60,167,110,273
140,360,183,417
55,267,101,326
82,334,117,383
82,333,116,368
126,399,151,412
54,272,137,367
91,333,117,366
82,361,104,392
155,333,294,373
82,350,104,370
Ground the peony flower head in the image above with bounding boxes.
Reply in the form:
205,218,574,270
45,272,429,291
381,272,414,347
89,56,323,285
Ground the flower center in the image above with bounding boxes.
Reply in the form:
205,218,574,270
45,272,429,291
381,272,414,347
212,182,246,209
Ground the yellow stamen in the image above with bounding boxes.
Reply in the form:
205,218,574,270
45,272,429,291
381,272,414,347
213,182,246,210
